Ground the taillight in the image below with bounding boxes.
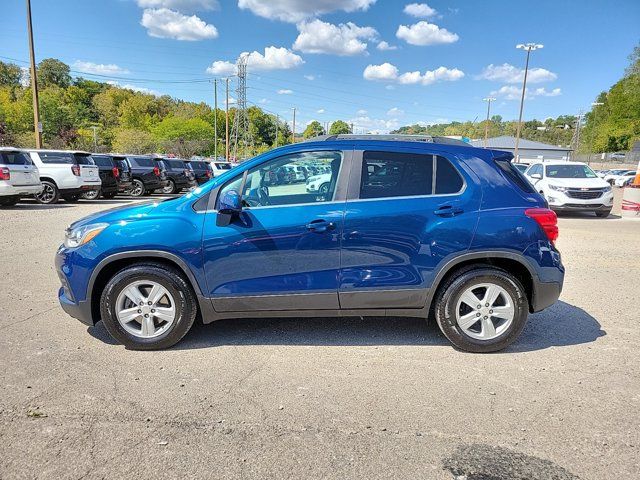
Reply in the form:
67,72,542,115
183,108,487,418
71,165,81,176
113,166,119,178
153,166,160,176
0,167,10,180
206,170,212,178
525,208,559,243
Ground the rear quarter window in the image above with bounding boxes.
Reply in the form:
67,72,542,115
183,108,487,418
494,158,536,194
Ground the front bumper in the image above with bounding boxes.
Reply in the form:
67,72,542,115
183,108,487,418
55,248,95,325
546,190,613,212
551,203,612,212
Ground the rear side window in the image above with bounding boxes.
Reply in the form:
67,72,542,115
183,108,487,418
39,152,73,164
129,156,155,168
190,161,208,171
91,155,113,167
361,151,433,199
74,154,94,165
494,158,536,194
0,152,32,165
360,151,464,199
114,159,129,171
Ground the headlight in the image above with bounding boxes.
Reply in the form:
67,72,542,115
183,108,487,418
603,185,612,192
548,184,569,193
64,223,108,248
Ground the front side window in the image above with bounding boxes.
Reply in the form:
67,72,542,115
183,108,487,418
218,151,342,208
546,164,597,179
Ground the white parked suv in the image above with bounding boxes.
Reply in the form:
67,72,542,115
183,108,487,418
28,150,101,204
0,147,42,207
525,161,613,217
210,161,233,177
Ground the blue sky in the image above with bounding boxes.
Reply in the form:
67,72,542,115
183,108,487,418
2,0,639,133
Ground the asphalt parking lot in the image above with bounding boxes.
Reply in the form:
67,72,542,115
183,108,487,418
0,190,638,479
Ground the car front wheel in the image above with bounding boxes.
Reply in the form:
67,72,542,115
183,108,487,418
434,266,529,353
99,263,198,350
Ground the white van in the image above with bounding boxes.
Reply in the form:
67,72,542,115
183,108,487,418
0,147,42,207
28,150,101,204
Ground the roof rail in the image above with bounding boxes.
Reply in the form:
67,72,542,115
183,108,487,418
306,134,471,146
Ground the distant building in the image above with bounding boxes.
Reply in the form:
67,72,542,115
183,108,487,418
470,135,572,162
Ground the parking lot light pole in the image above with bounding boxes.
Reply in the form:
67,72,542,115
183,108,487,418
514,43,543,162
483,97,496,148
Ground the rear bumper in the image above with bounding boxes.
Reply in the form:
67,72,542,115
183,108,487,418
60,185,100,195
531,279,563,312
117,180,133,192
0,183,43,196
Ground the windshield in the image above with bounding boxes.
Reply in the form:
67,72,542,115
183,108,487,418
546,164,597,179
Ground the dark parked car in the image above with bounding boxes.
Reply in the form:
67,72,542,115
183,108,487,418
111,155,133,194
153,157,197,194
83,154,131,199
185,159,213,186
56,134,564,353
125,155,167,197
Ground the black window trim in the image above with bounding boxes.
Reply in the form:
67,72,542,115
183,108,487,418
347,148,466,202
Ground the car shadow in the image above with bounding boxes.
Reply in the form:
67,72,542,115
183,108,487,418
88,299,605,352
557,211,621,220
8,203,73,210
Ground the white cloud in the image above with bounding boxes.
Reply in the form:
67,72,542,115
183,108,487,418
387,107,404,116
259,98,269,104
304,74,315,80
206,60,236,75
141,8,218,40
277,89,293,94
376,41,397,51
317,108,325,113
364,62,464,86
490,85,562,100
357,109,368,115
238,0,377,23
349,115,400,134
136,0,218,12
363,62,399,81
206,46,303,75
73,61,130,75
106,80,160,96
477,63,557,84
293,20,377,56
403,3,437,18
396,21,458,46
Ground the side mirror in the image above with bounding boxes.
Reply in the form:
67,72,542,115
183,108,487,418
218,189,242,214
530,173,542,180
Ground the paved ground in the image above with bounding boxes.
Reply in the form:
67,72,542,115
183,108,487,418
0,190,638,479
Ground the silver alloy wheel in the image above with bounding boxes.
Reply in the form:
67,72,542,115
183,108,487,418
36,182,56,203
115,280,176,338
82,189,100,200
162,180,175,194
455,283,515,341
130,179,144,197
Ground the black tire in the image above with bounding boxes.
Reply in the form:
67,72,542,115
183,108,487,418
130,179,146,197
82,189,101,200
0,196,20,207
318,183,330,194
99,263,198,350
162,179,176,194
102,191,117,199
35,180,60,204
595,210,611,218
433,266,529,353
62,193,81,202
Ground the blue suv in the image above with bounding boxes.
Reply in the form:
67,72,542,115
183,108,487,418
56,136,564,353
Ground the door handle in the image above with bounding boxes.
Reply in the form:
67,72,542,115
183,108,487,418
306,219,335,233
434,205,463,217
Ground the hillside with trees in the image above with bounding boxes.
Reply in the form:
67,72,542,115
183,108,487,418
0,58,293,157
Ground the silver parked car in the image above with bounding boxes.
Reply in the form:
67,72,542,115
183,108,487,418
0,147,42,207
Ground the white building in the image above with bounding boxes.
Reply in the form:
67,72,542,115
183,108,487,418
470,136,572,162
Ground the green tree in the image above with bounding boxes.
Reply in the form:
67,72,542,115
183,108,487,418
303,120,325,138
112,129,157,154
37,58,71,88
0,61,22,87
329,120,350,135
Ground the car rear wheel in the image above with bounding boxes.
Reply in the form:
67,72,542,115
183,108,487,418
82,189,101,200
434,266,529,353
130,179,146,197
162,179,176,194
35,181,60,204
100,263,198,350
318,183,330,194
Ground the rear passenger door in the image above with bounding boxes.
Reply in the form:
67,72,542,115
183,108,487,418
339,147,481,310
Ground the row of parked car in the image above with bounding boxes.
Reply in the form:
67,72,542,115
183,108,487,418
0,147,234,206
594,169,638,187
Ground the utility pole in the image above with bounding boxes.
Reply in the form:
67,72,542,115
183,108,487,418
213,79,217,160
90,126,98,151
589,101,604,165
291,108,296,144
514,43,543,162
570,111,583,160
350,122,354,134
225,78,229,161
275,114,279,148
26,0,42,148
482,97,496,148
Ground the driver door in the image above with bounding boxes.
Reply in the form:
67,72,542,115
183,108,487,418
202,149,351,312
